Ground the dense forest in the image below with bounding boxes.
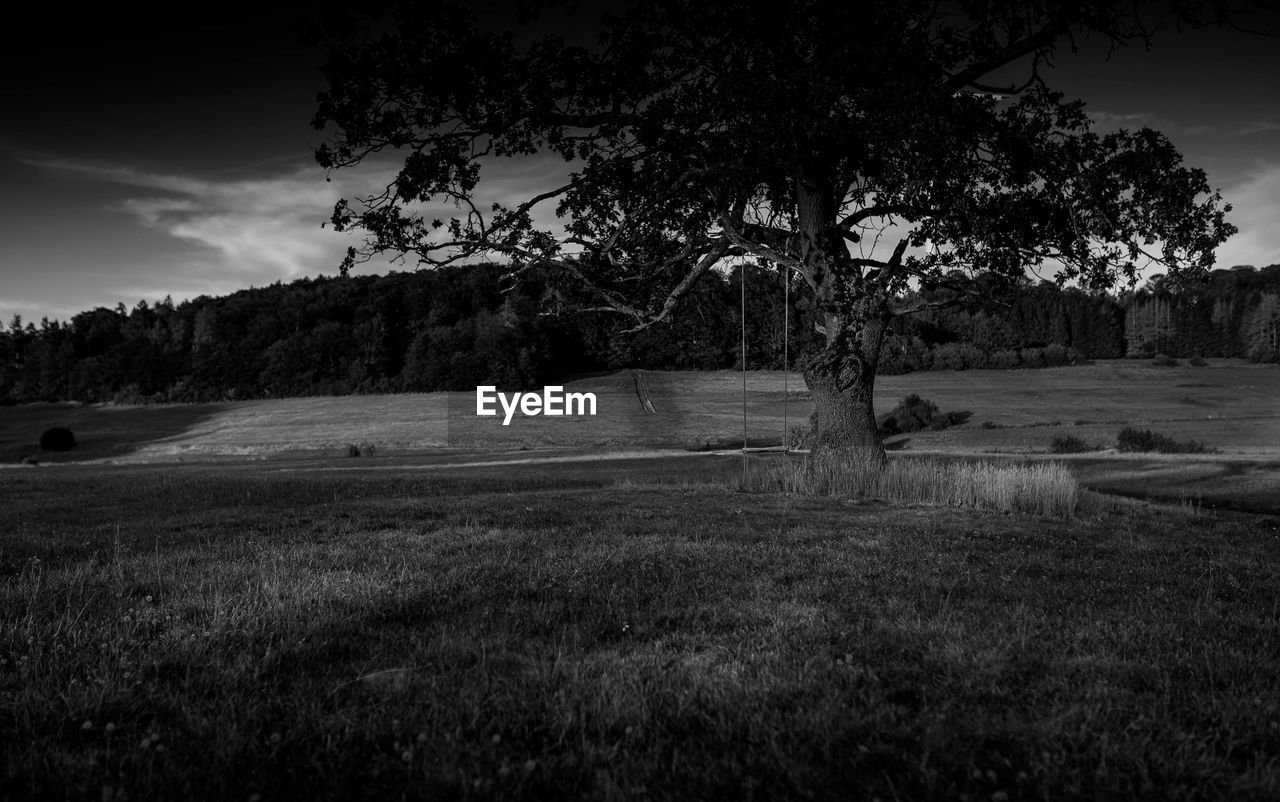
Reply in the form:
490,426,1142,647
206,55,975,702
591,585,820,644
2,263,1278,405
1124,265,1280,361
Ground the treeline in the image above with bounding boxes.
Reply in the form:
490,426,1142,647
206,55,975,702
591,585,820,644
1124,265,1280,362
1,263,1276,404
880,279,1125,373
0,265,577,403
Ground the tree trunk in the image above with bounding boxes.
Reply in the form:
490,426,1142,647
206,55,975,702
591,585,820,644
805,364,884,461
793,172,892,465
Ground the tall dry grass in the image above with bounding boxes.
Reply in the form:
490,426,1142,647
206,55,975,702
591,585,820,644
741,454,1079,517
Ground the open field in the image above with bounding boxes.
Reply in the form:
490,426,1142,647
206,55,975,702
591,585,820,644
5,358,1278,513
2,459,1280,800
5,360,1279,459
4,363,1280,797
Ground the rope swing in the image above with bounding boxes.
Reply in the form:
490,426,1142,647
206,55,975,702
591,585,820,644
739,262,791,457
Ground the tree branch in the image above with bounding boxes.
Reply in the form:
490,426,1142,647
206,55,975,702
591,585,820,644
718,213,803,270
946,23,1066,91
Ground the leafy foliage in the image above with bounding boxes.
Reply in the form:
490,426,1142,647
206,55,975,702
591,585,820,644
878,394,969,435
1116,428,1207,454
880,394,941,434
1049,435,1094,454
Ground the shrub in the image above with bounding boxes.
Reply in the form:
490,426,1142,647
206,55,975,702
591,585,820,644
980,420,1000,430
929,342,973,371
39,427,76,452
1020,347,1046,369
1116,427,1207,454
955,342,987,369
879,396,970,435
1042,343,1070,367
1152,353,1179,367
880,394,941,434
1188,355,1208,367
1049,435,1093,454
988,350,1021,370
879,335,931,375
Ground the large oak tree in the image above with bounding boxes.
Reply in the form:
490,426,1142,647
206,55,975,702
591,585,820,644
312,0,1238,459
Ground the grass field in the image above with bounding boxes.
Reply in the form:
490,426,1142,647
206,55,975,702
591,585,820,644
4,360,1278,460
3,360,1280,798
2,460,1279,800
5,359,1278,513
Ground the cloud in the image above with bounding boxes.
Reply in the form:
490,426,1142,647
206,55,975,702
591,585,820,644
29,153,575,294
30,158,383,281
1214,163,1280,268
0,297,88,324
1088,110,1214,138
1089,111,1158,127
1232,121,1280,137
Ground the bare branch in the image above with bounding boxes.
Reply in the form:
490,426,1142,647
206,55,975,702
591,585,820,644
626,237,733,331
946,23,1065,91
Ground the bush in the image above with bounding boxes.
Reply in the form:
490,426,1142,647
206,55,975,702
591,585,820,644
930,342,976,371
1042,343,1070,367
1049,435,1093,454
39,427,76,452
879,394,941,434
1188,355,1208,367
1152,353,1179,367
1116,427,1207,454
988,350,1021,370
879,335,930,375
1020,347,1046,369
878,395,970,435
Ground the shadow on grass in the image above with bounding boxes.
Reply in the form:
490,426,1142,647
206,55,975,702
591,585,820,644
6,462,1280,799
1068,457,1280,518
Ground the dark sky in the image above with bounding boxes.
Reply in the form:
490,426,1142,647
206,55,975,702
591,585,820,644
2,4,1279,324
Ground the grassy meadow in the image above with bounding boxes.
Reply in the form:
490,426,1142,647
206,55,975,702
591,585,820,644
5,360,1279,460
3,460,1280,800
3,359,1280,799
4,358,1278,513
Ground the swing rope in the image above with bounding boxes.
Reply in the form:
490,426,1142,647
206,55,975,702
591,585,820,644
740,262,748,477
739,262,792,463
783,264,789,453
